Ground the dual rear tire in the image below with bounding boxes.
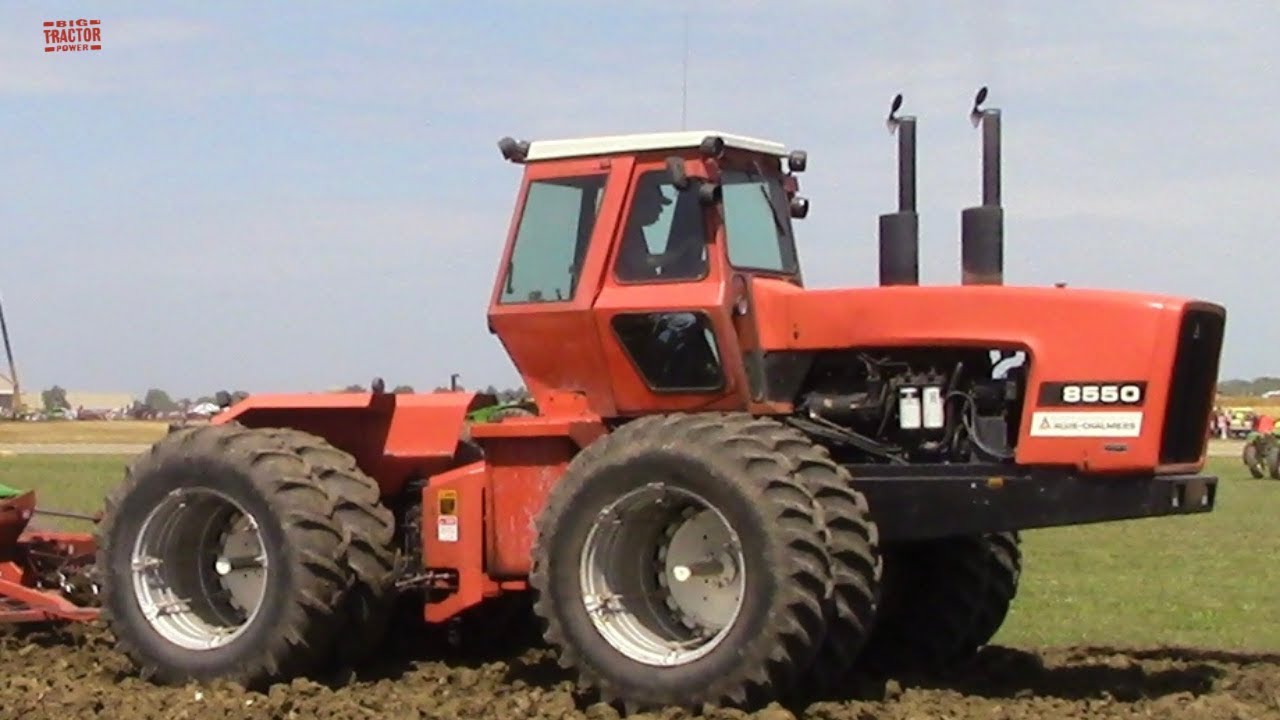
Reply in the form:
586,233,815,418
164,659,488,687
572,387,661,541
95,423,396,688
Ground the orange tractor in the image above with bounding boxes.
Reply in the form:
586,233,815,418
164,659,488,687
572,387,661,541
0,89,1224,712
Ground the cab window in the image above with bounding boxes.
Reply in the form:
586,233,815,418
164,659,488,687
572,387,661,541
500,175,606,304
720,169,798,274
612,311,724,392
614,170,708,282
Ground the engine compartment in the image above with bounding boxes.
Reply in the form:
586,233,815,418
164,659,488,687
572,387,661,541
789,347,1029,465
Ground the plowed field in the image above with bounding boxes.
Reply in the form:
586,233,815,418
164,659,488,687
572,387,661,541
2,623,1277,719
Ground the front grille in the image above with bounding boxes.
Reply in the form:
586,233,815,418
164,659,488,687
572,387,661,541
1159,307,1225,464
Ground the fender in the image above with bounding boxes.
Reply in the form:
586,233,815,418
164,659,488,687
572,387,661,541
212,391,495,496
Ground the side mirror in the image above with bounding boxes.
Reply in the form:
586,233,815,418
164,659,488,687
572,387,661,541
699,135,725,158
697,182,722,207
789,196,810,219
665,156,690,190
787,150,807,173
497,136,529,163
667,155,720,209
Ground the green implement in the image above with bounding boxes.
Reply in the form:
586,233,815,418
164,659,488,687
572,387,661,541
1241,432,1280,479
467,400,537,423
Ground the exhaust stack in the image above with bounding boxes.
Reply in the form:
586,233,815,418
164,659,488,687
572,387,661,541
878,93,919,286
961,86,1003,285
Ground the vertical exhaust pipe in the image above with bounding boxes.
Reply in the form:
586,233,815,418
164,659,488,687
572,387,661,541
879,93,919,286
961,86,1003,285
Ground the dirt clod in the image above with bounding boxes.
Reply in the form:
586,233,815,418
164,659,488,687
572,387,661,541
1,623,1277,720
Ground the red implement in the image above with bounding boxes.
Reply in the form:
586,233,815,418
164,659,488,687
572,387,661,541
0,490,100,623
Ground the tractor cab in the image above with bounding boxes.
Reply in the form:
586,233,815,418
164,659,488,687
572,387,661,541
489,131,811,418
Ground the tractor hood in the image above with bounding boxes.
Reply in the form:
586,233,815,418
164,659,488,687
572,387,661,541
748,277,1216,358
747,277,1226,472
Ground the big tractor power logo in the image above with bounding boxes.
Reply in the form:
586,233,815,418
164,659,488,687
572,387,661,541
43,19,102,53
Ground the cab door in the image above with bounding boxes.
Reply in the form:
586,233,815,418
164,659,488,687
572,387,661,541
712,164,806,410
591,158,751,414
488,155,636,417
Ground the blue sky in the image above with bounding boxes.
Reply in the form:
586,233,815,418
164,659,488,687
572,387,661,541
1,1,1276,397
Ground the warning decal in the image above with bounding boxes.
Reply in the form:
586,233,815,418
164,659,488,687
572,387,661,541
437,489,459,542
1030,411,1143,438
438,489,458,516
437,515,459,543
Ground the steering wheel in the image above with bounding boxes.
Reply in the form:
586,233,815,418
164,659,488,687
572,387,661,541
643,235,704,277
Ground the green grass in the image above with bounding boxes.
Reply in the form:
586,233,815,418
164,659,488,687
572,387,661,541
1,454,1276,652
0,454,127,528
997,457,1280,652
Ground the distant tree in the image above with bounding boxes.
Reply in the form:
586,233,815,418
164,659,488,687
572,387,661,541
203,391,246,404
392,384,415,394
1219,377,1280,396
497,386,531,402
342,384,366,393
144,388,179,412
41,385,69,412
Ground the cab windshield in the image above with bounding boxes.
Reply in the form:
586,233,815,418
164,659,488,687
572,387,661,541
719,168,799,275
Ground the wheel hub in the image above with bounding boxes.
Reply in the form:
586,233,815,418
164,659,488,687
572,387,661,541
578,485,746,667
215,515,266,614
662,508,741,631
129,488,269,651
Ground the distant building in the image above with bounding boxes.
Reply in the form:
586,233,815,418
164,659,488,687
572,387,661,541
0,378,32,413
66,392,135,413
0,381,133,416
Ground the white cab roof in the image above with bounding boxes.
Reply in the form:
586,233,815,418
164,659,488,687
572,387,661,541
523,130,788,161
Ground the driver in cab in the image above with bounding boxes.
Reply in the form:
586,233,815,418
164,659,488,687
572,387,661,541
615,178,706,282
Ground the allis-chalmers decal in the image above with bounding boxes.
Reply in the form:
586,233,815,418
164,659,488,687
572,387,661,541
1030,410,1143,438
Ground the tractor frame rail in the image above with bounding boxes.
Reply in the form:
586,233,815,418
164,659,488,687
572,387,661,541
850,464,1217,542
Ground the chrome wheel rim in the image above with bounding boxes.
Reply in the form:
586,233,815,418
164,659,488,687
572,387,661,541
578,483,746,666
129,487,269,650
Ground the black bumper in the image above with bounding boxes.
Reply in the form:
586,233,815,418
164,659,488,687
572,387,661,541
847,464,1217,543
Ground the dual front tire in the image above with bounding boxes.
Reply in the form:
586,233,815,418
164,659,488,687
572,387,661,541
855,531,1020,676
528,411,1022,712
528,412,875,709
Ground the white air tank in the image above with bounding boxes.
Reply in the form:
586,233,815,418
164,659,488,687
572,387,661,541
898,387,922,430
922,386,945,429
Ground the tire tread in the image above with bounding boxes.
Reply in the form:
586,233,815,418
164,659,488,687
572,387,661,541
95,423,352,687
528,411,835,710
747,420,882,697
